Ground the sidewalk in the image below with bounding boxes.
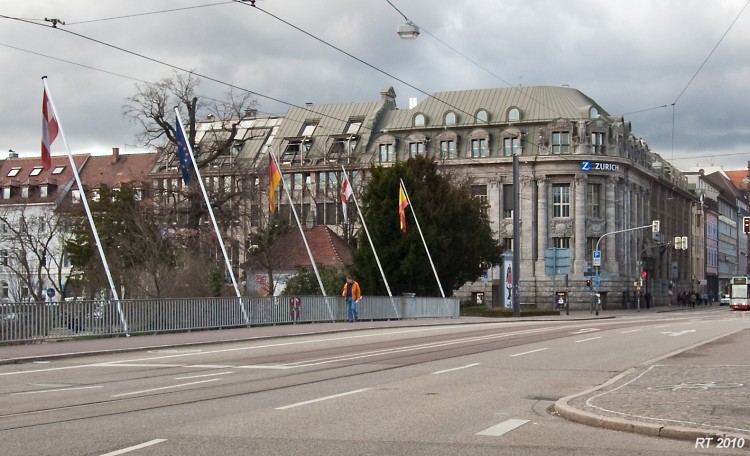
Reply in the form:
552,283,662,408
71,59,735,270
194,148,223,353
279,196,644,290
2,306,746,442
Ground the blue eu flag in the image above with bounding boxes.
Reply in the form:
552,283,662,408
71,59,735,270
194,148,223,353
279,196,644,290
175,117,192,185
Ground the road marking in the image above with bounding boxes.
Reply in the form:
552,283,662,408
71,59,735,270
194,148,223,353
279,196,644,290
94,363,185,368
574,336,602,343
276,388,369,410
111,379,220,398
660,330,696,336
477,418,530,436
432,363,480,374
174,371,233,380
654,324,671,328
573,328,600,334
510,348,548,357
11,385,102,396
620,329,641,334
100,439,167,455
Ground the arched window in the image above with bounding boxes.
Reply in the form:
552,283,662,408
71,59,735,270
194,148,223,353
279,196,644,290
475,109,488,123
589,106,599,119
0,281,8,299
507,107,520,122
414,113,426,127
444,112,457,126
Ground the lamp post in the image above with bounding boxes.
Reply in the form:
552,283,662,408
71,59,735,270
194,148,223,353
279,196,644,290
387,0,420,39
512,147,520,317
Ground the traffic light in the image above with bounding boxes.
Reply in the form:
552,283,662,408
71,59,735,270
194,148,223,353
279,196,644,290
744,216,750,234
652,220,660,233
586,278,591,288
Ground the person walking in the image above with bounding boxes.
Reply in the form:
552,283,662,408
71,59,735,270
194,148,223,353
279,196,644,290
644,291,652,309
341,275,361,322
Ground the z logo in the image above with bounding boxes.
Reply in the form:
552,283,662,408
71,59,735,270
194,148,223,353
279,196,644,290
580,161,591,171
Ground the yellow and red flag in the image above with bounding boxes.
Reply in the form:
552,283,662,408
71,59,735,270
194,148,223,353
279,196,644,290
269,159,281,212
398,182,409,232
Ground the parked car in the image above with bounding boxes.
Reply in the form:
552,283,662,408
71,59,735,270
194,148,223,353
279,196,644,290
720,294,731,306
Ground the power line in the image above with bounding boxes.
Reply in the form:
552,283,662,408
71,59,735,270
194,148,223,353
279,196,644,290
65,2,234,25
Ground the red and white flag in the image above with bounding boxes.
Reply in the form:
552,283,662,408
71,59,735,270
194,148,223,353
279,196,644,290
41,86,59,169
341,177,353,223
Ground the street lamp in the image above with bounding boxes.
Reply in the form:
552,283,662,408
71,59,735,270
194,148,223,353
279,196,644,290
387,0,420,39
397,20,420,39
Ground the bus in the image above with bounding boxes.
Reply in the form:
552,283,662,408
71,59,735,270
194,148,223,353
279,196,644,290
729,276,750,310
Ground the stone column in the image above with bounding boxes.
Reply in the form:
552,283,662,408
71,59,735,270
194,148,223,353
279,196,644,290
520,174,534,278
574,173,587,275
605,176,618,275
536,176,548,273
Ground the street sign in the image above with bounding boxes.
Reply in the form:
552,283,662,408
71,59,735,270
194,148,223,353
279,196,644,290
593,277,601,286
592,250,601,267
544,248,571,276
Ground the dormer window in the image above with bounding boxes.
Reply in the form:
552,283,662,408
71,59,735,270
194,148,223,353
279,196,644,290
346,119,362,135
413,113,426,127
7,168,20,177
475,109,488,123
300,122,317,137
30,167,43,177
589,107,599,119
444,112,457,126
52,165,65,175
508,107,520,122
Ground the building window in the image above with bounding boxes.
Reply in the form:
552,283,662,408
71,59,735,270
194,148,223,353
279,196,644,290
552,184,570,217
475,109,488,123
30,167,43,177
586,183,601,218
586,237,600,262
551,131,570,154
440,140,456,159
409,142,425,158
502,137,519,156
589,107,599,119
501,238,513,252
300,122,317,137
471,138,488,157
502,184,514,218
21,186,29,198
7,168,21,178
471,185,488,215
72,189,81,204
507,107,520,122
346,119,362,135
2,187,9,199
414,113,426,127
0,250,7,266
52,165,65,175
0,281,7,299
444,112,457,126
591,132,606,154
281,140,310,165
40,186,48,198
379,144,394,163
553,237,570,249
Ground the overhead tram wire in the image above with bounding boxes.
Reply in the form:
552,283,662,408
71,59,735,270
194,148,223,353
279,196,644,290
64,2,235,25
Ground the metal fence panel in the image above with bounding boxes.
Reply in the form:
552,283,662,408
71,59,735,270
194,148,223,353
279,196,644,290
0,295,459,344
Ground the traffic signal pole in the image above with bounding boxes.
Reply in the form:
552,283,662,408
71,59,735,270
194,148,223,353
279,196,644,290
594,221,659,310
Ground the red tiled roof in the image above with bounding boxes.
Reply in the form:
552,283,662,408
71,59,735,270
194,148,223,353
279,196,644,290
723,170,749,191
251,225,353,270
0,155,88,205
76,149,158,190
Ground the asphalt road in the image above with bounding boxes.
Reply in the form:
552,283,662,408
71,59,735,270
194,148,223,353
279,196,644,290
0,308,747,455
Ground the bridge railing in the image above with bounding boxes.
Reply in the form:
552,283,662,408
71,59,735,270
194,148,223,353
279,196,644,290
0,295,459,344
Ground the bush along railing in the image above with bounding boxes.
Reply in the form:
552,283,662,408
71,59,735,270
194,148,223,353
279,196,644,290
0,295,459,344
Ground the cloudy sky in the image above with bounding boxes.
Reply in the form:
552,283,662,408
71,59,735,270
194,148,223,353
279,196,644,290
2,0,749,172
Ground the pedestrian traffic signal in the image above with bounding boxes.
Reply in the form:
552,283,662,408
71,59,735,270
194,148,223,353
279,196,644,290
743,216,750,234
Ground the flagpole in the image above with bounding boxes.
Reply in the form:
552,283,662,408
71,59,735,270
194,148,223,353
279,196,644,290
341,167,399,318
268,150,334,320
174,108,249,325
399,179,445,298
42,77,130,334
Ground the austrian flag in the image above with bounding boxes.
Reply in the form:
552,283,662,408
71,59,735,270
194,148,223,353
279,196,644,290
41,86,59,169
341,177,353,223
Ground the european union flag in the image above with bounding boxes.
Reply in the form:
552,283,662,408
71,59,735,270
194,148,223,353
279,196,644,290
175,117,192,185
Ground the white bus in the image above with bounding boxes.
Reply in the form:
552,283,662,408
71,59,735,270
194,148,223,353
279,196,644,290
729,276,749,310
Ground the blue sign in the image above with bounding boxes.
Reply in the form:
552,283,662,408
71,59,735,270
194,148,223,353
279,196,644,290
46,287,55,298
593,277,601,286
581,161,592,171
581,161,621,172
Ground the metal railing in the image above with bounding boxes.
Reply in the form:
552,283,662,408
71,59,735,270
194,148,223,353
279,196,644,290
0,295,459,344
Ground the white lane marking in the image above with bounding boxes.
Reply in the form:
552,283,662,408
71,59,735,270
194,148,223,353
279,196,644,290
11,385,102,396
174,371,233,380
573,328,600,334
477,418,530,436
275,388,369,410
574,336,602,343
660,330,696,336
111,379,220,398
510,348,548,357
432,363,480,374
94,363,185,368
654,324,671,328
620,329,641,334
99,439,167,456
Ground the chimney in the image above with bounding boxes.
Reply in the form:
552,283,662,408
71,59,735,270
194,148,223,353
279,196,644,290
244,108,257,118
408,97,418,109
8,149,18,159
112,147,120,164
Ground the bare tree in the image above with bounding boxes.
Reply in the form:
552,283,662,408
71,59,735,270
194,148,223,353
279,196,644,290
0,205,72,302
